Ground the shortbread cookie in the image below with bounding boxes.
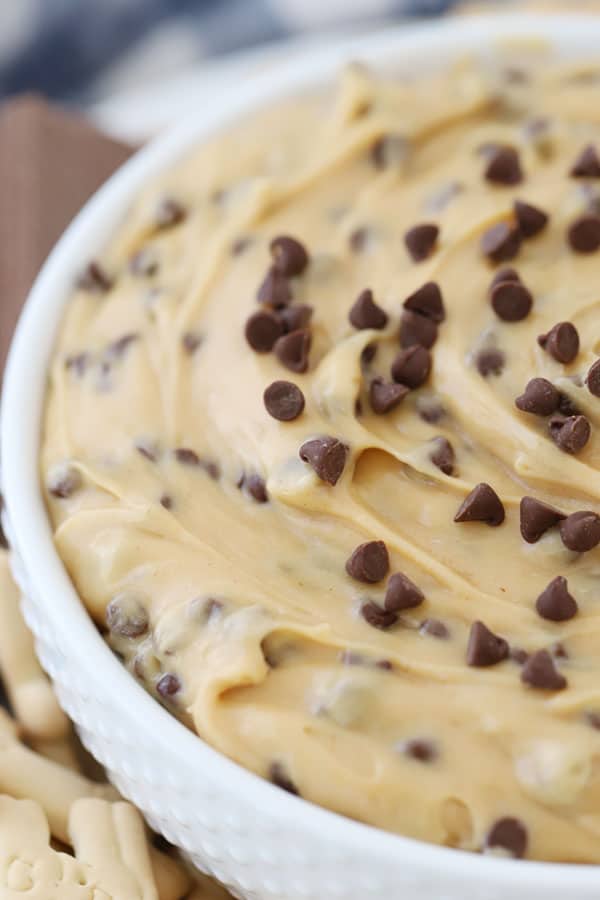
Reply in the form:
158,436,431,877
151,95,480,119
69,798,159,899
0,551,69,740
0,794,157,899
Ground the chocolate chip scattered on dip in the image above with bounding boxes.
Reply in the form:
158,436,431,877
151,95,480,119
42,58,600,863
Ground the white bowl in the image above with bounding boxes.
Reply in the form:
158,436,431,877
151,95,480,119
3,14,600,900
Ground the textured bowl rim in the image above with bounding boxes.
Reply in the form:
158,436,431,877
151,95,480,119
3,13,600,891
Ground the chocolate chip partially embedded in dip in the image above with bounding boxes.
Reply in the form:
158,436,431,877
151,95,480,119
535,576,578,623
570,144,600,178
404,223,439,262
264,380,305,421
520,497,565,543
346,540,389,584
349,289,388,330
484,145,523,185
515,378,560,416
480,221,522,263
559,510,600,553
454,483,505,527
42,60,600,863
369,378,408,415
538,321,580,364
513,199,548,238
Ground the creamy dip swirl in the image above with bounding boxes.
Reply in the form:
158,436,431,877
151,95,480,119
42,58,600,862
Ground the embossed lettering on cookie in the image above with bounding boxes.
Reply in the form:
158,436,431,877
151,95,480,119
41,58,600,863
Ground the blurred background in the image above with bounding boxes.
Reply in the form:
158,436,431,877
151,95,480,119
0,0,596,142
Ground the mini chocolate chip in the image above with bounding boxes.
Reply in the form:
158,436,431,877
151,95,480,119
403,739,437,763
369,378,408,414
361,344,377,368
174,448,200,466
156,198,187,229
430,436,455,475
486,818,528,859
520,497,565,543
557,393,580,417
375,659,393,671
536,576,578,622
349,289,388,330
129,248,159,277
538,322,580,364
570,144,600,178
490,266,520,289
346,541,389,583
198,458,219,480
200,459,221,481
47,463,82,499
160,494,173,510
559,510,600,552
348,226,371,253
404,223,439,262
521,649,567,691
263,380,305,421
391,345,432,389
549,414,591,454
77,261,112,293
419,618,449,639
274,328,311,373
454,483,505,526
384,572,424,612
481,222,522,263
278,304,313,333
245,310,283,353
245,473,269,504
157,673,181,698
484,146,523,185
403,282,445,323
467,620,509,667
257,266,292,307
475,348,505,377
416,396,445,423
135,439,159,462
490,281,533,322
270,235,309,277
568,214,600,253
552,642,568,659
182,332,203,355
399,310,438,350
514,200,549,238
231,236,252,256
108,333,139,359
371,134,408,169
515,378,560,415
299,437,348,485
269,761,299,795
106,595,148,638
360,601,398,630
586,358,600,396
65,352,89,376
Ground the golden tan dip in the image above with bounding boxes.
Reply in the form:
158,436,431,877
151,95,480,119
42,58,600,863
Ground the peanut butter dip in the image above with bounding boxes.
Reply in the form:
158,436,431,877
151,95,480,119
42,58,600,863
